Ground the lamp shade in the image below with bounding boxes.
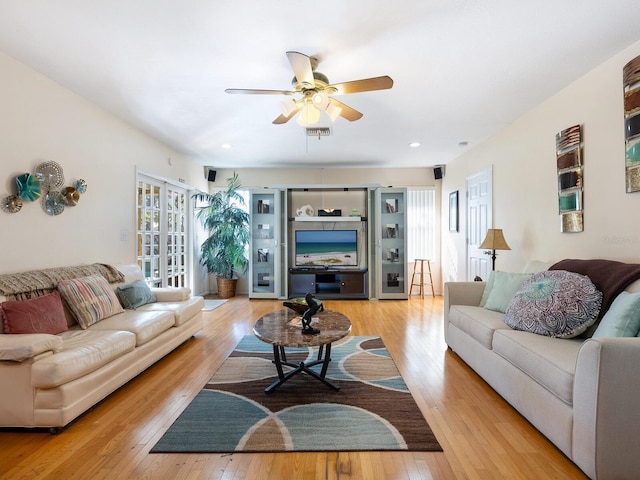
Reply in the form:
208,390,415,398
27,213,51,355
479,229,511,251
296,103,321,126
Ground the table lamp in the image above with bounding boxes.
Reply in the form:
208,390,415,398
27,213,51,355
479,229,511,270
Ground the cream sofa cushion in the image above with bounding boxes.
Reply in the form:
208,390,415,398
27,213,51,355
493,330,583,405
448,305,510,349
139,296,204,327
32,330,136,388
88,310,174,346
152,287,191,302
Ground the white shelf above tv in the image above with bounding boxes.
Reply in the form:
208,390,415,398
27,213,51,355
293,216,365,222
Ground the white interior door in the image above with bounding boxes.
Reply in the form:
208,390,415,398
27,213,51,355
466,167,492,281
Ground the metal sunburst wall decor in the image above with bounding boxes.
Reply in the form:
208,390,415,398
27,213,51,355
2,160,87,215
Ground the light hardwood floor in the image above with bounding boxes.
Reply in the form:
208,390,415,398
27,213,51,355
0,296,587,479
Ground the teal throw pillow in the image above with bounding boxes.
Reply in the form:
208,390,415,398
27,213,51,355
116,280,157,310
593,291,640,338
483,271,532,313
479,271,496,307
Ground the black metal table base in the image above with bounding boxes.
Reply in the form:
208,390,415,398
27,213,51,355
265,343,339,393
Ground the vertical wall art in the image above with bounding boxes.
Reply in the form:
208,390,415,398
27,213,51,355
624,55,640,192
556,124,584,232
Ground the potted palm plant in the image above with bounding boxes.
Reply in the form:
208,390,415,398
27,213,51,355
194,172,250,298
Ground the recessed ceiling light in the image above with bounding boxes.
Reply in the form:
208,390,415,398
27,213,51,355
409,142,421,148
221,143,232,149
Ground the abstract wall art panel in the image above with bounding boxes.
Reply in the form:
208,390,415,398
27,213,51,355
556,124,584,232
624,54,640,192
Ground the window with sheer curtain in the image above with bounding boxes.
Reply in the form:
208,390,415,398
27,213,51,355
406,187,436,262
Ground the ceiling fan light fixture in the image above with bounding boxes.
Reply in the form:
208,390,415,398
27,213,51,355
296,103,321,126
326,103,342,121
312,92,330,110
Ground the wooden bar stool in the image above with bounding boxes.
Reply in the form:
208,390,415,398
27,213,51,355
410,259,435,298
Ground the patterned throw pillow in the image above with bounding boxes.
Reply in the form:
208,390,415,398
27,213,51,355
57,274,124,329
1,291,69,334
504,270,602,338
116,280,157,309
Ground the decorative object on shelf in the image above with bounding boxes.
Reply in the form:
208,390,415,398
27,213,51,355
63,186,80,206
449,191,459,232
296,204,314,216
349,208,361,217
301,293,322,335
479,228,511,270
16,173,41,201
556,124,584,232
43,191,65,216
194,172,250,299
318,208,342,216
624,54,640,192
34,160,64,191
75,179,88,194
2,195,23,213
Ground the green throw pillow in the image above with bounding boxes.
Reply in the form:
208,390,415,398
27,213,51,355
593,291,640,338
116,280,157,310
483,271,532,313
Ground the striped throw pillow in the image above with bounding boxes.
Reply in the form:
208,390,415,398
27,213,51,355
57,274,124,329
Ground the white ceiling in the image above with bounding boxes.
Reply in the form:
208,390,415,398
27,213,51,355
1,1,640,169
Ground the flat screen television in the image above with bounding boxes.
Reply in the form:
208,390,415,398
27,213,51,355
295,230,358,267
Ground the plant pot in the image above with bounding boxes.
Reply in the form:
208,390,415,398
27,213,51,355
216,277,237,299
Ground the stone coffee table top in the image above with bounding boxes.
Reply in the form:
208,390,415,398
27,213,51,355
253,309,351,348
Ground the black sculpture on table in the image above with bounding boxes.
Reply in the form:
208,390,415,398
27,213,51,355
301,293,323,335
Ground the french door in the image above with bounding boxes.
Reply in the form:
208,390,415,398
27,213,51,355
136,173,190,287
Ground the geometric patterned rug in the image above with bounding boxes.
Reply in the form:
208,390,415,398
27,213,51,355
151,335,442,453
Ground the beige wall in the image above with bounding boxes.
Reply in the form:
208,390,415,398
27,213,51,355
0,52,210,293
441,39,640,282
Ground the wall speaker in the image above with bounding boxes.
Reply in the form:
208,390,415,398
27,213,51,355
433,166,444,180
206,168,217,182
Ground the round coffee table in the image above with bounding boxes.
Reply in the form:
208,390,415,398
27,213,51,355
253,309,352,393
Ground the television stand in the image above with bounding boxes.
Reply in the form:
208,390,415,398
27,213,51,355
288,268,368,299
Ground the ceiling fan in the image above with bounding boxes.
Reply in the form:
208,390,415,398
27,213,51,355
225,51,393,126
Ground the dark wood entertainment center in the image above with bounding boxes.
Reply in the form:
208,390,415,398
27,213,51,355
288,268,368,299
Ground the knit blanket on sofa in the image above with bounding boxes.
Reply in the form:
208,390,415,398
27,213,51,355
0,263,125,301
550,259,640,320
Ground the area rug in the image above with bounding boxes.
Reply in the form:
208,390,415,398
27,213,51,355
202,299,228,311
151,335,442,453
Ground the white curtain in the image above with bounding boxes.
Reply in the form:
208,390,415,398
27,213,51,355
406,188,436,263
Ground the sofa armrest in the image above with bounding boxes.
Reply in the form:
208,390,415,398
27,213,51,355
573,337,640,480
0,334,64,362
150,287,191,302
443,282,485,323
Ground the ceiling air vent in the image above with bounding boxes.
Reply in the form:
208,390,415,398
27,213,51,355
306,127,332,137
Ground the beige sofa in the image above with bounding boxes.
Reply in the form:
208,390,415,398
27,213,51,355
0,263,204,431
444,260,640,480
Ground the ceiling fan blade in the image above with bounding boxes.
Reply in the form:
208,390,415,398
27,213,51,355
328,76,394,95
329,98,363,122
225,88,295,95
272,105,302,124
286,51,314,87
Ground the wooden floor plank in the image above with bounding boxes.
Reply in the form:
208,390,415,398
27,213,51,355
0,296,587,479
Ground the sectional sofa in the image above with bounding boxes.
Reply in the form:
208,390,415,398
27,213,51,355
0,263,204,431
444,259,640,480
